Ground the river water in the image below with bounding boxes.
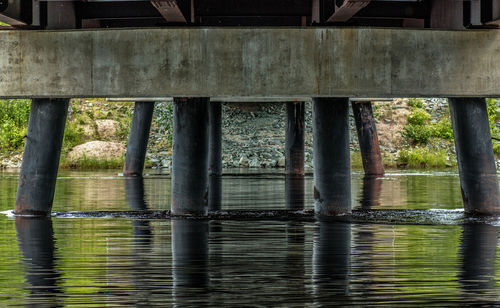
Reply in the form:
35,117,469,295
0,168,499,306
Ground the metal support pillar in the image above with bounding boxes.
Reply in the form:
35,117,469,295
449,98,500,215
312,98,351,215
352,101,384,176
286,102,305,175
123,101,155,176
14,99,69,216
208,101,222,211
171,97,210,216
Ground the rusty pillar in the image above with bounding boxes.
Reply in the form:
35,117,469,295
123,101,155,176
171,97,210,216
352,101,384,176
286,102,305,175
449,98,500,215
208,101,222,211
14,99,69,216
312,98,351,215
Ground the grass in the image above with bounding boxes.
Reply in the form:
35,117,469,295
60,155,125,170
397,147,455,169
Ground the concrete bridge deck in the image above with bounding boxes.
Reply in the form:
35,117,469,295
1,27,500,99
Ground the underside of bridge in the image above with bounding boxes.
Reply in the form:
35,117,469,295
1,0,500,29
1,0,499,217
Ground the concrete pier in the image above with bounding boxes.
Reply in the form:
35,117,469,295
208,102,222,211
351,101,384,176
171,97,210,216
123,101,155,176
2,28,500,99
448,98,500,215
14,99,69,216
312,98,351,215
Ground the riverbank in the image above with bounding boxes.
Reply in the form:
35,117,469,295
0,98,499,170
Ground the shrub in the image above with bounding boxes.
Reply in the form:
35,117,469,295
494,143,500,155
407,108,431,125
0,99,31,151
431,118,454,140
403,124,432,145
407,98,424,109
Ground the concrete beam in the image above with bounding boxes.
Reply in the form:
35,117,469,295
1,27,500,98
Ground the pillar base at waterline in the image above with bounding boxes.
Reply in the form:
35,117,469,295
312,98,351,216
449,98,500,215
14,98,69,216
171,97,210,216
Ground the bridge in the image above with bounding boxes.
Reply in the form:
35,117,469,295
0,0,499,216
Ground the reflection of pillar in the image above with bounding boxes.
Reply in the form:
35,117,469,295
125,177,148,211
285,175,305,210
123,101,155,176
286,102,305,176
172,220,209,305
15,217,62,305
359,176,383,210
312,98,351,215
171,98,210,215
128,177,154,306
351,101,384,176
459,224,498,296
15,99,69,215
209,102,222,211
448,98,500,215
313,220,351,304
285,222,306,298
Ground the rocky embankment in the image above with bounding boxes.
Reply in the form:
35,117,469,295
147,98,467,171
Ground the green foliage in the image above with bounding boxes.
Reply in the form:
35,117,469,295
403,124,432,145
407,108,431,125
63,121,85,151
486,98,499,134
0,99,31,151
403,103,454,145
430,118,454,140
60,155,125,170
398,147,453,168
494,143,500,155
407,98,424,109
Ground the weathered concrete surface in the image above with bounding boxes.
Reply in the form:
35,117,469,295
1,28,500,98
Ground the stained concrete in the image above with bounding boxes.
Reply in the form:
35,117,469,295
1,28,500,98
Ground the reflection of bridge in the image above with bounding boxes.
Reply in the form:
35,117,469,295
1,1,499,216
